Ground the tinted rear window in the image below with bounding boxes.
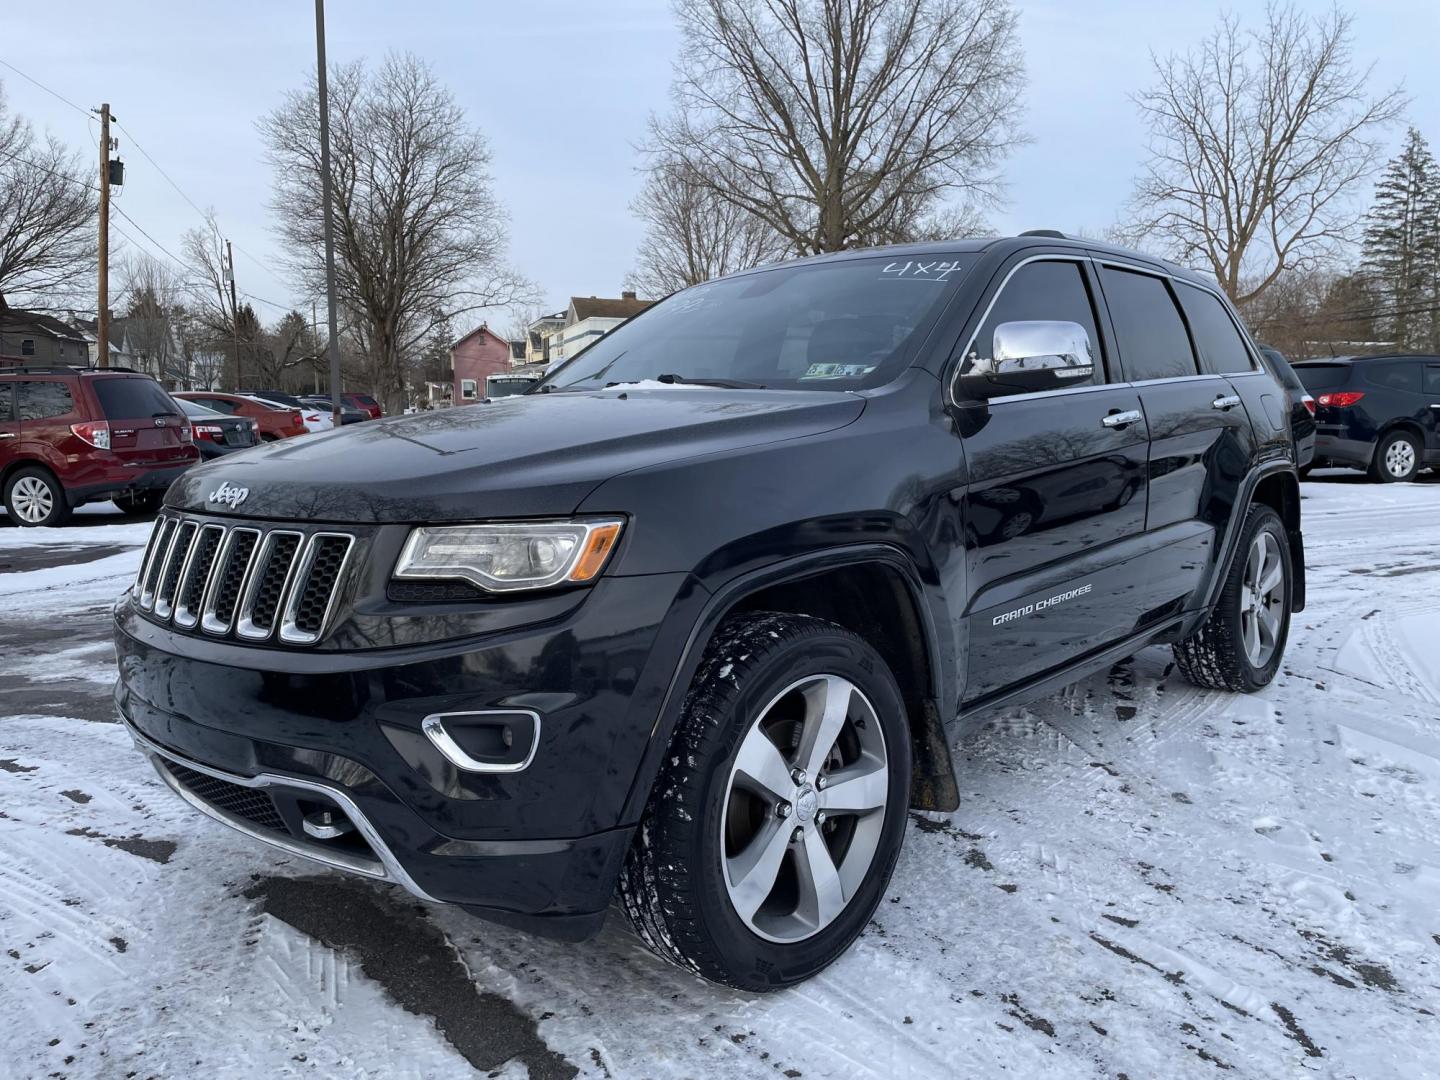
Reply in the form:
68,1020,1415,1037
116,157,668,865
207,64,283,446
1099,267,1199,381
1363,363,1421,392
93,377,180,419
347,393,378,406
1177,285,1254,374
1294,364,1350,393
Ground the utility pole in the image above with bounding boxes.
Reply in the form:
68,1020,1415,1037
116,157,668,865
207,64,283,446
96,103,111,368
312,300,320,393
225,240,240,389
315,0,343,428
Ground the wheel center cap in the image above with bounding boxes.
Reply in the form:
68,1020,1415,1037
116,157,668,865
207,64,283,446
794,785,818,823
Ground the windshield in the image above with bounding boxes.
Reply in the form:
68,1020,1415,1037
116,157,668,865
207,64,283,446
542,254,976,392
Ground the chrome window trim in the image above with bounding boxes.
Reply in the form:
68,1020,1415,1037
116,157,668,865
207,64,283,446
171,523,226,629
125,718,441,903
422,710,543,774
235,529,304,641
200,526,262,636
278,532,356,646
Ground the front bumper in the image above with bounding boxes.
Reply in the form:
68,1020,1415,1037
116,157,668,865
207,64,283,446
114,568,703,936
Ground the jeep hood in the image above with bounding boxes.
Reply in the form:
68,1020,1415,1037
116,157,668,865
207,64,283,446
166,387,865,522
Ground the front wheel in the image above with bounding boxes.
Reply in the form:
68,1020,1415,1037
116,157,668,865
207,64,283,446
1173,504,1291,692
618,612,911,991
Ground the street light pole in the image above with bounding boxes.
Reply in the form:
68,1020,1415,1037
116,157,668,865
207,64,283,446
315,0,343,429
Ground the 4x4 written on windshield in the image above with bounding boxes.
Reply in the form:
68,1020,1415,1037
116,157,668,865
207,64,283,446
541,254,978,393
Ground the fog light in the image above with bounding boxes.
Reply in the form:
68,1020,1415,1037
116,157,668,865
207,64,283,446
422,710,541,773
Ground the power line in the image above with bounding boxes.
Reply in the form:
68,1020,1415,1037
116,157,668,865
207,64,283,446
0,57,91,119
112,117,215,227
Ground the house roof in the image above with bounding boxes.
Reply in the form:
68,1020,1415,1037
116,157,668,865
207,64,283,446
0,308,89,344
569,295,655,322
450,323,509,351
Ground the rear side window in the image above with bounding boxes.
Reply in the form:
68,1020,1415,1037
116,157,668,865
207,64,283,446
16,381,75,420
1294,364,1349,393
1364,363,1421,392
93,377,180,419
1425,366,1440,394
967,260,1105,389
0,383,12,421
1099,268,1199,381
1177,286,1254,374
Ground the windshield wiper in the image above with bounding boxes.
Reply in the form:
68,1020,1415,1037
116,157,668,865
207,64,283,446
654,373,766,389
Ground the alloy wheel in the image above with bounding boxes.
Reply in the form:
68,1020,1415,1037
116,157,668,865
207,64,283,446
721,674,889,944
1385,438,1416,479
1239,531,1285,667
11,476,55,524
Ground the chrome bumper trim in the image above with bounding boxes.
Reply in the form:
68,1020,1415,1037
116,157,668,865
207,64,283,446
124,718,442,904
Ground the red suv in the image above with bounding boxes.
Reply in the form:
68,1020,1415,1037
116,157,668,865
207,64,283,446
1,366,199,527
342,391,382,419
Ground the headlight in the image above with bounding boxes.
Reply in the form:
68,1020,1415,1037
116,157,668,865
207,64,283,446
394,519,624,593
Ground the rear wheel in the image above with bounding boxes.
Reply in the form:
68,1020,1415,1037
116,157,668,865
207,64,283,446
4,467,71,528
1174,504,1291,692
618,612,911,990
113,490,164,517
1369,430,1421,483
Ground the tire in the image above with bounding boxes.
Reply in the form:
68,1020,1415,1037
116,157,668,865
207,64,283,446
1173,504,1291,692
113,490,164,517
618,612,912,991
1369,429,1421,483
3,466,71,528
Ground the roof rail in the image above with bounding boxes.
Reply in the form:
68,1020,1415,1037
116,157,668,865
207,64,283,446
0,362,142,376
1019,229,1068,239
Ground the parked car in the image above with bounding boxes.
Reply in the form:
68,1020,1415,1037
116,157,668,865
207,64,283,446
173,392,306,441
1258,345,1316,469
1,364,198,526
1293,354,1440,482
175,398,261,459
238,391,334,434
485,367,545,398
299,395,370,425
115,233,1304,990
342,391,382,420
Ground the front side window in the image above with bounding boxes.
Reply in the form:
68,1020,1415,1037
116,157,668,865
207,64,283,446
16,380,75,421
1099,267,1199,382
544,255,977,392
1178,285,1254,375
961,260,1105,394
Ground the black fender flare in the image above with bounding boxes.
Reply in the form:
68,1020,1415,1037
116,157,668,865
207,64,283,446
619,542,960,823
1200,460,1306,619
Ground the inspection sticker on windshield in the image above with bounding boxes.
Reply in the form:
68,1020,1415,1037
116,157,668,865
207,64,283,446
880,260,965,281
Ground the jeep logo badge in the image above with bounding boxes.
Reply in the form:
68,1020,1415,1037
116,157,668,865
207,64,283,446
208,481,250,509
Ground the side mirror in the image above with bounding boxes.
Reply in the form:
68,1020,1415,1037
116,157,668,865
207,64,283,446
956,320,1095,399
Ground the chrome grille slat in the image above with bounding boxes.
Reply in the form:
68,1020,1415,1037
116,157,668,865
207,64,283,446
279,533,355,645
235,531,304,641
173,524,225,629
135,514,355,647
153,521,198,618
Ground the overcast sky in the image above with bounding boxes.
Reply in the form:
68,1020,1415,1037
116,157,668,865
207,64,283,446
3,0,1436,328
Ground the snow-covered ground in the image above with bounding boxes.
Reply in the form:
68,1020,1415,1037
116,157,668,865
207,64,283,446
3,476,1440,1079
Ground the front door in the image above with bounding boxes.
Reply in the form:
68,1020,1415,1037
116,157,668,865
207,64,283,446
952,258,1151,703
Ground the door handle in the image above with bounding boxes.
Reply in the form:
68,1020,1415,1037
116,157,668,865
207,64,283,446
1101,409,1142,429
1212,394,1242,410
0,432,14,439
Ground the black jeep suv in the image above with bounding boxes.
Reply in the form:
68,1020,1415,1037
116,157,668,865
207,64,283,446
1292,354,1440,481
114,235,1305,990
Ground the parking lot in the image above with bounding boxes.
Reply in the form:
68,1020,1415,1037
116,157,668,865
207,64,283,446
2,472,1440,1078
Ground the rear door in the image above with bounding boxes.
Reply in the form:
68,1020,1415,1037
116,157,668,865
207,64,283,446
1425,363,1440,456
952,256,1152,701
0,382,17,470
1095,265,1255,613
91,375,191,464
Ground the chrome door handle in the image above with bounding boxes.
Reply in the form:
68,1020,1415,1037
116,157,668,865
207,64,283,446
1101,409,1142,428
0,432,15,439
1212,394,1242,410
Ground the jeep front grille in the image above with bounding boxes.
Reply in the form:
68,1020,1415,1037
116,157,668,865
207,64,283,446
135,513,355,646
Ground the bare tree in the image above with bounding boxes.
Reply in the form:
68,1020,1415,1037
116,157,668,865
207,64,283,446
118,252,184,382
1127,4,1404,304
0,84,96,305
628,158,789,295
652,0,1024,256
260,53,534,411
180,214,250,386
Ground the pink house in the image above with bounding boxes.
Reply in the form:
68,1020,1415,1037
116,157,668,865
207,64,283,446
449,324,513,404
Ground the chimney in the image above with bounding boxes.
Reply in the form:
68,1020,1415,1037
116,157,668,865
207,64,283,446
621,290,636,301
